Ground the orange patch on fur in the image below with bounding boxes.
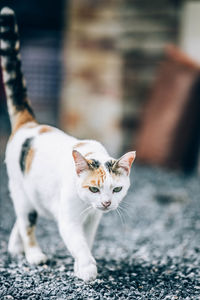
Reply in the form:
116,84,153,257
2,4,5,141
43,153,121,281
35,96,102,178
82,185,90,189
90,180,96,185
73,142,88,149
84,152,94,157
10,109,37,139
25,148,35,174
27,226,36,247
25,123,38,129
39,126,53,134
95,167,106,186
82,167,106,188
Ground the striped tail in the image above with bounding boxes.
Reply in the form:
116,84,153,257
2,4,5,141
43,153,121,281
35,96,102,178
0,7,36,132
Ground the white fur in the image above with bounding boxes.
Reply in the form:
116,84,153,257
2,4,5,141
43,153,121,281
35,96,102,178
6,124,135,281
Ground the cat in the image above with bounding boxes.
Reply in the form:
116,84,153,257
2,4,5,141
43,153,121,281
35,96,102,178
0,7,136,281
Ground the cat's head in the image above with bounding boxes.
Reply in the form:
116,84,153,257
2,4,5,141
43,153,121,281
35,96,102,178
72,150,136,212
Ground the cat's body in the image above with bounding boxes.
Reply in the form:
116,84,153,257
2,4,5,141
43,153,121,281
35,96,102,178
1,7,135,281
6,123,105,280
6,124,106,220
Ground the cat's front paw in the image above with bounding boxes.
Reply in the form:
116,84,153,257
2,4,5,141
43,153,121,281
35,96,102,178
26,247,47,265
74,262,97,282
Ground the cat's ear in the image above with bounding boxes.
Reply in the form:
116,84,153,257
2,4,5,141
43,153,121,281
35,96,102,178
72,150,89,176
116,151,136,175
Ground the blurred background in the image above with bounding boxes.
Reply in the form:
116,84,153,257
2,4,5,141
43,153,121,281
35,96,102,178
1,0,200,173
1,2,200,296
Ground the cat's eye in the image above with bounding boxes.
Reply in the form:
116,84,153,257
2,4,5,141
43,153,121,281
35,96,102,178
113,186,122,193
89,186,100,193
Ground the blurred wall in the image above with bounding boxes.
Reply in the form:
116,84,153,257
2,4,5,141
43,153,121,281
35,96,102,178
121,0,179,152
180,1,200,63
60,0,123,156
60,0,180,156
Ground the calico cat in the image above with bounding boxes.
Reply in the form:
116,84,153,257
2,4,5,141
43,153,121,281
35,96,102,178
0,7,136,281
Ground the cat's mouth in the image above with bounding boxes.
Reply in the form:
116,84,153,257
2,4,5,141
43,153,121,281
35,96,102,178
97,206,112,213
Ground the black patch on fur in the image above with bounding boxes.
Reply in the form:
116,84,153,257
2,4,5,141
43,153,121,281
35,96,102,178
105,160,121,175
19,137,34,173
105,160,116,172
5,61,29,106
0,30,18,41
4,58,35,116
0,48,18,56
0,13,35,117
0,14,15,27
89,159,100,169
28,211,37,227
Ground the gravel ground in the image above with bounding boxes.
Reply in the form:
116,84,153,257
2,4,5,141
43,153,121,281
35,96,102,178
0,158,200,299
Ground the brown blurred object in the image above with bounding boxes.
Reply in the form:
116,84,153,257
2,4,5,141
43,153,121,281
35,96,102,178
60,0,123,157
60,0,180,156
136,45,200,172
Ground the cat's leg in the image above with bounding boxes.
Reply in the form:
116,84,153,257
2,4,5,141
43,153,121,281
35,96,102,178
9,181,47,264
17,212,47,265
8,221,24,255
58,212,97,281
83,211,102,250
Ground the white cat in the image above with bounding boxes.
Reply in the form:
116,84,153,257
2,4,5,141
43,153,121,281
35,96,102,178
1,7,136,281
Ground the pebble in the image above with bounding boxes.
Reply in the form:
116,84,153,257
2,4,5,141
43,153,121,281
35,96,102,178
0,165,200,298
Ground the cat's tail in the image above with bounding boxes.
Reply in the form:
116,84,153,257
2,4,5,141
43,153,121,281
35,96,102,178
0,7,36,133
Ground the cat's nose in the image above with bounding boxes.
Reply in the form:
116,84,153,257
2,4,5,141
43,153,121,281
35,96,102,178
102,201,111,208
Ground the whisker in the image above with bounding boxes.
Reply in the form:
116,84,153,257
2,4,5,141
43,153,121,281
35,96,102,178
120,202,130,208
120,203,131,211
118,206,127,224
119,205,131,219
121,199,131,206
121,201,132,209
116,207,125,227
